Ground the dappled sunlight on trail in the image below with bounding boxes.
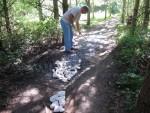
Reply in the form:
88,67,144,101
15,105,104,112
65,18,120,113
1,18,119,113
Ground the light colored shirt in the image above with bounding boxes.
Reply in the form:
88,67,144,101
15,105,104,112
62,7,81,24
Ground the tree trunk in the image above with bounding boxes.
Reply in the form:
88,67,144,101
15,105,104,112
53,0,59,20
121,0,126,23
131,0,135,12
109,6,112,17
75,0,78,6
3,0,11,34
104,4,107,20
142,0,150,30
127,0,129,16
0,17,2,33
62,0,68,14
109,1,112,17
136,75,150,113
0,1,2,33
132,0,140,34
86,0,91,25
69,0,71,7
37,0,44,21
0,17,3,50
92,0,95,19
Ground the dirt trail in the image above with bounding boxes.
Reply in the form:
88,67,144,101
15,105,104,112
65,52,122,113
0,18,124,113
65,18,125,113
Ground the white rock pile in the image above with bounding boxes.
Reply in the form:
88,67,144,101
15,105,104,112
49,91,65,112
52,54,81,82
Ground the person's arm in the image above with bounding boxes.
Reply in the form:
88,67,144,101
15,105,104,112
76,21,81,34
68,14,75,29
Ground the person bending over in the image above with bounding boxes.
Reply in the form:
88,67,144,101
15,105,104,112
60,6,89,53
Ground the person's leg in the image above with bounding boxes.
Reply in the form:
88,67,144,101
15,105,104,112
69,25,78,50
64,23,72,51
69,25,73,48
60,19,72,52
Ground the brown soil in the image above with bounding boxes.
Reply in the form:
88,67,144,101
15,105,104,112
65,50,125,113
0,18,125,113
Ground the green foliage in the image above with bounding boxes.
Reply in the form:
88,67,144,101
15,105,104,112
116,73,144,112
0,17,59,65
116,25,150,113
0,32,26,65
83,17,104,29
0,1,4,17
12,1,38,21
0,50,22,65
0,0,60,66
117,35,143,69
78,2,86,7
15,17,59,43
95,4,108,12
94,1,120,14
108,2,120,14
117,26,150,70
116,73,143,91
19,0,37,8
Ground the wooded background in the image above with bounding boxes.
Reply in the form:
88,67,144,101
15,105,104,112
0,0,150,112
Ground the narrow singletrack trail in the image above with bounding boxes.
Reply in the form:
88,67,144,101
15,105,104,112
65,18,124,113
0,18,124,113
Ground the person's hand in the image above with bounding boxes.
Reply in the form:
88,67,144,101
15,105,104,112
78,31,81,35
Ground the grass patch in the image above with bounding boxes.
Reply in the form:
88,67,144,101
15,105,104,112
82,16,112,29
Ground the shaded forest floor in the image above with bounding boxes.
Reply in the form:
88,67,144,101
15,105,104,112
0,18,125,113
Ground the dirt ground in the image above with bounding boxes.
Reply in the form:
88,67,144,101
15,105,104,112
65,51,124,113
0,18,125,113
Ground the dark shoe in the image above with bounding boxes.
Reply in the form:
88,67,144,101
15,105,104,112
71,48,78,51
64,50,72,54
